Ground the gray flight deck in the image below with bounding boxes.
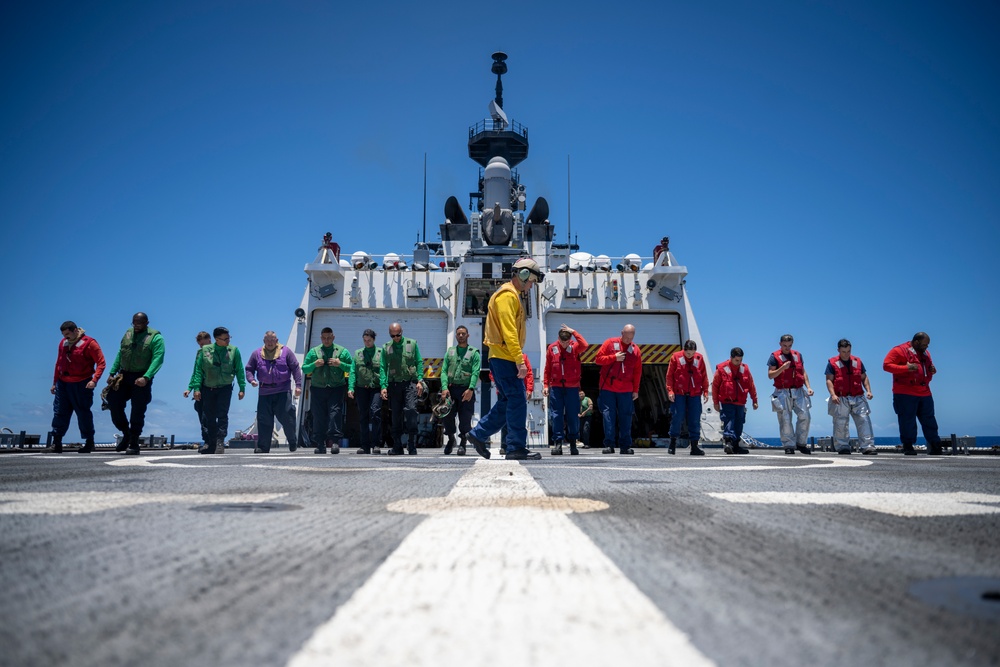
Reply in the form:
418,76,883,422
2,449,998,666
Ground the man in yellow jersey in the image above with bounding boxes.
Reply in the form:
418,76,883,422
466,258,544,460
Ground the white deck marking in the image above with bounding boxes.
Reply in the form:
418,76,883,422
550,456,873,472
245,464,458,473
0,492,287,515
98,453,871,471
286,460,715,667
709,492,1000,517
105,456,226,468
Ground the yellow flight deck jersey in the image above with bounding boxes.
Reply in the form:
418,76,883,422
483,282,525,363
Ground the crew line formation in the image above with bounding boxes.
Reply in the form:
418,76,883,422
51,295,943,459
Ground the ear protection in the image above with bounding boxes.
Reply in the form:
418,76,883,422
517,267,533,281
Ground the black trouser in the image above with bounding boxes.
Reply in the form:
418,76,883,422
892,393,941,446
354,385,382,450
201,384,233,449
580,414,592,446
387,380,418,451
312,385,346,447
257,391,297,452
52,380,95,441
108,371,153,443
443,383,474,437
193,398,208,442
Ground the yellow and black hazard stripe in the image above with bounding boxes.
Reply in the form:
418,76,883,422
636,344,680,364
422,358,443,379
579,344,680,365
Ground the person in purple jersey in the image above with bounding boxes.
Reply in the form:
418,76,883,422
245,331,303,453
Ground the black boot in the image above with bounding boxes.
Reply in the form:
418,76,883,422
796,444,812,455
690,439,705,456
467,433,491,459
78,437,95,454
668,437,676,455
732,440,749,454
456,435,467,456
444,435,455,455
723,438,734,455
569,441,579,455
115,433,129,452
52,437,63,454
198,434,215,454
550,441,563,456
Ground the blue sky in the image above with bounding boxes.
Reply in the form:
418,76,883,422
2,0,997,441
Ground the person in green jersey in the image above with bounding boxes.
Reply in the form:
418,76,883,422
183,331,212,446
303,327,353,454
348,329,384,455
189,327,246,455
578,389,594,448
106,312,165,456
379,322,424,455
440,325,481,455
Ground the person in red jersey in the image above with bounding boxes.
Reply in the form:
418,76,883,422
883,332,942,455
767,333,814,455
825,339,876,456
543,324,588,456
712,347,758,455
595,324,643,455
50,321,106,454
665,340,709,456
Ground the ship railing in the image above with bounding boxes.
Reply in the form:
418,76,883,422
347,252,461,272
544,253,666,273
347,251,675,273
469,118,528,140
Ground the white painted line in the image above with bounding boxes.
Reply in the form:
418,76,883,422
0,492,288,515
708,492,1000,517
106,457,225,468
286,460,715,667
553,457,874,472
244,464,460,473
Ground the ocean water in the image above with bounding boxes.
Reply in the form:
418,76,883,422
753,436,1000,448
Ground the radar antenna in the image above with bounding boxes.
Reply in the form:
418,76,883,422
491,51,507,109
489,99,508,130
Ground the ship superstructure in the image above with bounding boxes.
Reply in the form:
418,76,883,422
282,52,721,449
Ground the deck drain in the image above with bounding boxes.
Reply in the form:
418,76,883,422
909,576,1000,621
609,480,670,485
191,503,302,513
